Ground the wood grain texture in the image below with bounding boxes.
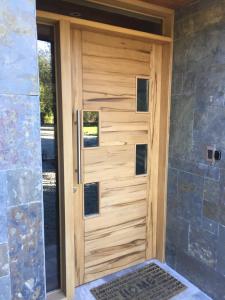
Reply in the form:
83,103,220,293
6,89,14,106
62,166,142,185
83,145,135,183
87,0,174,16
142,0,194,9
101,112,149,145
38,3,173,297
82,31,150,114
146,44,162,259
69,22,171,285
37,10,173,42
84,177,147,280
71,29,85,286
87,0,174,36
156,42,173,261
84,251,145,282
59,20,75,299
101,112,149,131
78,30,152,282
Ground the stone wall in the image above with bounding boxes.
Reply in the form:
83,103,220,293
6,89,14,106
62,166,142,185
167,1,225,299
0,1,46,299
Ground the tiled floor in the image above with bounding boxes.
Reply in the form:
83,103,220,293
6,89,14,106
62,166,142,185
75,259,212,300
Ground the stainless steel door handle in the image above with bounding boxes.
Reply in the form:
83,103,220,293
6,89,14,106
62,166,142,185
77,110,82,184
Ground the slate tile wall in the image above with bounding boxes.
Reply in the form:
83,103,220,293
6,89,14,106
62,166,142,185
166,0,225,299
0,1,45,299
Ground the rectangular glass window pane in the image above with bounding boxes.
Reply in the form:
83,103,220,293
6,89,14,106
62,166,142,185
37,1,163,35
137,78,149,112
84,182,99,216
38,25,61,293
83,111,99,147
136,144,148,175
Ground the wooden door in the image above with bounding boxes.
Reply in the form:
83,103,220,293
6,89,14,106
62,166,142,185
71,28,162,285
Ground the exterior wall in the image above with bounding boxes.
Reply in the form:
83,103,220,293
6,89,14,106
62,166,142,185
0,1,46,299
167,1,225,299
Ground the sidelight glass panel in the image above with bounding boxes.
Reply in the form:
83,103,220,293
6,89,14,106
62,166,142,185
83,111,99,148
136,144,148,175
38,25,60,293
137,78,149,112
84,182,100,217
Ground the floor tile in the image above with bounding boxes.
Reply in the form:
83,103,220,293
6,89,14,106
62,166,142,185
74,259,212,300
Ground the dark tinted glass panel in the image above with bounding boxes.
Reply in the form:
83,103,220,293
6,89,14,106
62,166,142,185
136,144,148,175
38,25,60,292
84,182,99,217
37,0,163,35
137,78,149,112
83,111,99,148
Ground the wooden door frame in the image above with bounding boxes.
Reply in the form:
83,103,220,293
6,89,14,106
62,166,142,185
37,4,174,299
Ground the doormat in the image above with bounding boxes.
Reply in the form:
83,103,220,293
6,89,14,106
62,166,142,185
91,263,186,300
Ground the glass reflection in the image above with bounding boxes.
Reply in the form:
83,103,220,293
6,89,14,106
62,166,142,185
83,111,99,148
137,78,149,112
38,34,60,292
136,144,148,175
84,182,99,217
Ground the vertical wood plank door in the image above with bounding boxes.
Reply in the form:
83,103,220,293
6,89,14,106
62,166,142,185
71,28,162,285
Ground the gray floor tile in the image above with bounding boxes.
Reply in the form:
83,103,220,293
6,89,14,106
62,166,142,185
74,259,212,300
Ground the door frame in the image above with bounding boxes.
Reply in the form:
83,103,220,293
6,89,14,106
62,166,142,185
37,4,174,299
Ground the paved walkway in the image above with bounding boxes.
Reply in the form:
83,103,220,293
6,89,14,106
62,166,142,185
75,259,212,300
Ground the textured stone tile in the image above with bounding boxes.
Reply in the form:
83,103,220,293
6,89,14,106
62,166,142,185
193,107,209,138
169,157,220,181
183,72,197,96
0,171,7,206
176,251,225,300
7,168,42,206
165,241,176,269
216,225,225,276
175,0,225,39
194,68,225,112
173,36,189,70
170,129,193,161
201,217,219,235
0,172,7,244
0,216,8,244
0,0,38,95
169,158,206,177
219,168,225,204
203,178,220,204
204,165,220,181
203,201,218,223
0,243,9,277
167,217,189,251
188,227,217,268
189,143,209,168
167,2,225,300
0,95,42,170
167,168,178,219
203,201,225,226
193,106,225,149
172,72,183,95
218,205,225,226
0,0,45,298
177,172,203,225
0,275,11,300
8,203,45,300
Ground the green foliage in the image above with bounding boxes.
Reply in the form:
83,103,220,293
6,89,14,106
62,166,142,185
38,41,54,124
83,111,98,124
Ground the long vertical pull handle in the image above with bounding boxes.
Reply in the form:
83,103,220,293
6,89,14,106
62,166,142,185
77,110,82,184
